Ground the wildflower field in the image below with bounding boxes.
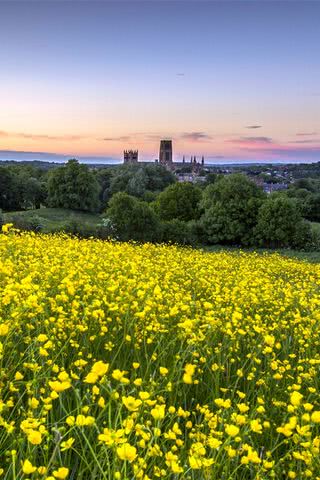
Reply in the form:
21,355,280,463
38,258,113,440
1,229,320,479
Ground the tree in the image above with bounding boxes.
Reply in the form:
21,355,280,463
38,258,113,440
255,196,311,248
109,164,175,199
302,193,320,222
155,182,202,222
127,168,149,197
47,159,101,212
21,177,47,209
0,167,23,211
105,192,160,242
160,219,195,245
200,174,265,245
205,173,219,185
143,164,176,192
96,168,113,209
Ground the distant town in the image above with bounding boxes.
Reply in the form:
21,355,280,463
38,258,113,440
123,139,320,193
1,137,320,195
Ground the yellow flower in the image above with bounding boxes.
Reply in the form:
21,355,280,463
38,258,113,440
208,437,222,449
37,334,48,342
159,367,168,376
52,467,69,479
311,411,320,423
112,369,129,383
66,416,75,426
116,443,137,462
58,371,69,382
22,459,37,474
1,223,13,233
225,424,240,437
183,364,196,384
14,371,24,380
75,415,95,426
189,455,202,469
0,324,9,336
139,391,150,400
61,438,75,451
290,391,303,407
27,430,42,445
92,361,109,376
29,397,39,409
84,372,98,384
151,404,166,420
250,419,262,434
122,396,142,412
48,381,71,393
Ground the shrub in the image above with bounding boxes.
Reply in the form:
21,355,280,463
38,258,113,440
8,214,43,232
155,182,202,222
106,192,160,242
200,174,265,246
160,219,195,245
255,196,311,249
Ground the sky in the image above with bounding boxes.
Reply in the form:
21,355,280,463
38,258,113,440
0,0,320,164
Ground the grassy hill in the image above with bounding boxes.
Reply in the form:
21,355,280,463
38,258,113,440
4,207,102,233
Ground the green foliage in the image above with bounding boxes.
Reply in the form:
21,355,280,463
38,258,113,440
200,174,265,245
205,172,219,185
0,167,23,211
304,193,320,222
47,159,100,212
255,196,311,248
160,219,195,245
286,178,320,222
293,178,320,192
142,190,158,203
4,208,102,234
0,164,49,211
21,177,47,209
305,224,320,251
7,214,43,232
105,192,160,242
95,168,113,209
155,182,202,222
109,164,175,198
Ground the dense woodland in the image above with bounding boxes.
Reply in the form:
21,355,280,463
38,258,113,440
1,159,320,250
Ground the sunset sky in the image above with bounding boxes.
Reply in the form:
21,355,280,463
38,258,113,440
0,0,320,164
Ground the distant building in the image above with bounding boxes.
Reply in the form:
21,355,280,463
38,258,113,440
189,155,204,174
159,140,173,169
124,150,138,164
176,173,206,183
263,183,288,194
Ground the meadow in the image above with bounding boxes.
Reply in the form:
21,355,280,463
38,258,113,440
1,226,320,479
3,208,102,233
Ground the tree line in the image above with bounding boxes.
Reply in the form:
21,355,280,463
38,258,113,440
1,159,319,250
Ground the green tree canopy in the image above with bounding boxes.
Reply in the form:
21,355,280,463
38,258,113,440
109,164,175,198
200,174,265,245
155,182,202,222
47,159,100,212
304,193,320,222
105,192,160,242
255,195,311,248
0,167,23,211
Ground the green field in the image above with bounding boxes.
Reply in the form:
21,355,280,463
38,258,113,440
4,208,102,232
204,245,320,263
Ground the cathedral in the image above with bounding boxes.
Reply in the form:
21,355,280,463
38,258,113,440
123,150,138,163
